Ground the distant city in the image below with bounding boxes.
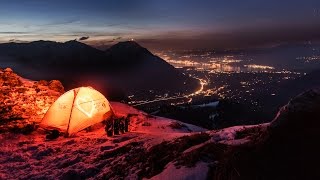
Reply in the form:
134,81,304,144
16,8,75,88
128,44,320,112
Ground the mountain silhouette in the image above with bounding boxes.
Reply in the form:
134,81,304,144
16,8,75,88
0,40,198,99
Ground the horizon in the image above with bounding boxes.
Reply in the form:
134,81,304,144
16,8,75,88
1,37,320,52
1,0,320,50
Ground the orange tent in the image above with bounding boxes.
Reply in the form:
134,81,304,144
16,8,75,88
41,87,113,135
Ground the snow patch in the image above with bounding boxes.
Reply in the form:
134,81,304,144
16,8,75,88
149,162,208,180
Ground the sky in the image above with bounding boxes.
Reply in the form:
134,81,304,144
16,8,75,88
0,0,320,49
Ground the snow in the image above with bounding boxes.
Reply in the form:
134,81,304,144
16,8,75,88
180,123,269,155
0,130,141,179
0,100,267,179
0,101,210,179
111,102,207,134
111,101,146,116
149,162,208,180
208,123,269,145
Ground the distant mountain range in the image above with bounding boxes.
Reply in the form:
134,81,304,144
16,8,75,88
0,40,198,99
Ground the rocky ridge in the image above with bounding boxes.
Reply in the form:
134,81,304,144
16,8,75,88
0,68,63,133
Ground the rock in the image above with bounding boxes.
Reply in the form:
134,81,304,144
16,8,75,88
0,69,22,86
32,148,54,160
37,80,49,86
0,69,64,133
270,90,320,154
60,169,81,180
270,88,320,138
46,130,60,140
48,80,64,93
4,68,13,73
214,88,320,180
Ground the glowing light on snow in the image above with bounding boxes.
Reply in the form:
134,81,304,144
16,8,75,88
76,96,96,117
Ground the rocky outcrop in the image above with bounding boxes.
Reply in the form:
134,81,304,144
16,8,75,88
270,88,320,132
207,88,320,180
158,88,320,180
0,68,63,133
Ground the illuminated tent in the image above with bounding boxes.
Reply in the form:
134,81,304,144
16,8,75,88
41,87,113,136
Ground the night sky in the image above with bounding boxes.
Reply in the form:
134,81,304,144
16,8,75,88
1,0,320,49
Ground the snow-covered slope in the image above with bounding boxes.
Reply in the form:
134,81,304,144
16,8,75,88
0,100,209,180
0,98,268,180
111,102,206,134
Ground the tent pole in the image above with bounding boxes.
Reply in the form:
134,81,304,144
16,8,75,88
65,89,77,137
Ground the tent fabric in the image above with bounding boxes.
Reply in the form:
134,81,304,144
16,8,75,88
41,87,113,135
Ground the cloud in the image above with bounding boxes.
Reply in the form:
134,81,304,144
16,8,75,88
43,19,79,26
137,23,320,50
113,37,122,41
79,36,89,41
0,31,31,34
7,39,29,43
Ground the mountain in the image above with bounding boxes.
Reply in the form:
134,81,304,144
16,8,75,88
105,41,150,66
0,40,107,79
0,40,198,100
103,41,196,94
1,70,320,179
0,40,105,66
